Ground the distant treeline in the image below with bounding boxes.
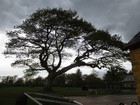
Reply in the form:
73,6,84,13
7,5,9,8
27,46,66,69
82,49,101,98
0,70,104,89
0,69,132,90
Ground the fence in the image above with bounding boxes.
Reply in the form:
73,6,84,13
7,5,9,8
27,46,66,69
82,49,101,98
16,92,83,105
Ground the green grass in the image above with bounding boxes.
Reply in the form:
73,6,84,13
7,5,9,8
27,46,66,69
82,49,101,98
0,87,42,105
0,87,136,105
52,87,87,96
0,87,87,105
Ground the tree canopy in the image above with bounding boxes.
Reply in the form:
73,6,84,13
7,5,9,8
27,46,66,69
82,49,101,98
4,8,127,91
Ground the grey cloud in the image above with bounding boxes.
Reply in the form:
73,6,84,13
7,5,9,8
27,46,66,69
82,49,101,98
1,0,140,42
71,0,140,42
0,0,74,32
0,0,29,31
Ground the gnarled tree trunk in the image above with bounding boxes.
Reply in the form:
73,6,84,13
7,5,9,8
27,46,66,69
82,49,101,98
43,73,56,91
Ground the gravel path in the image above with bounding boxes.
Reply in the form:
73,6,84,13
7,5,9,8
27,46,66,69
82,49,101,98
69,95,139,105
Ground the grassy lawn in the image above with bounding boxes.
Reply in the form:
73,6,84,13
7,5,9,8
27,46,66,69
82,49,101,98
0,87,87,105
0,87,136,105
0,87,42,105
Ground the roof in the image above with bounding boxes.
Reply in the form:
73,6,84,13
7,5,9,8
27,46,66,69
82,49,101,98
124,32,140,50
121,75,135,83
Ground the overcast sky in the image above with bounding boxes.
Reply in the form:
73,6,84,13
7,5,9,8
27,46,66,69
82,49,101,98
0,0,136,77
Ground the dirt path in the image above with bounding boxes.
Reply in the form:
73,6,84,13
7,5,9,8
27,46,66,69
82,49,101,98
69,95,139,105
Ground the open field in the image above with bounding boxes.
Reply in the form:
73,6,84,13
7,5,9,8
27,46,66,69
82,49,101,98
0,87,137,105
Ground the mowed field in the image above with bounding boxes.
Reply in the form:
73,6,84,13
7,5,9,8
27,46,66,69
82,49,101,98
0,87,137,105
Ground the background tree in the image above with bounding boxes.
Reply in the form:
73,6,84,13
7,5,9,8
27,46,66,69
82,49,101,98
83,73,104,89
65,69,83,87
75,69,83,87
14,78,24,86
65,73,77,87
4,8,127,91
33,76,44,86
103,66,127,90
1,75,17,86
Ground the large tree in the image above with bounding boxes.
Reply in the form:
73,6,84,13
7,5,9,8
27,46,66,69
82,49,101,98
4,8,127,91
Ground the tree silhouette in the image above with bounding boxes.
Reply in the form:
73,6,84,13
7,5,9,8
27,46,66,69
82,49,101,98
4,8,127,91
